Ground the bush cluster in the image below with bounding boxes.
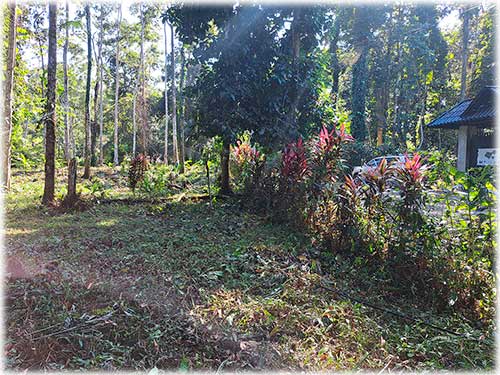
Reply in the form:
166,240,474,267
231,125,495,323
230,132,265,196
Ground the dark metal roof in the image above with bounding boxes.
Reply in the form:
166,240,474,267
462,85,496,119
426,99,472,128
426,86,496,129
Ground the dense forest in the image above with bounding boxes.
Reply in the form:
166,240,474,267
2,1,497,371
1,2,496,188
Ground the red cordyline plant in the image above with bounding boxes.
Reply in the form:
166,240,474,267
316,125,336,154
307,174,363,251
342,175,361,205
400,153,428,184
360,157,391,198
231,137,266,194
311,124,354,181
232,139,260,167
338,175,362,221
395,153,429,220
337,123,355,142
338,175,362,236
395,153,429,192
314,124,354,154
281,137,308,181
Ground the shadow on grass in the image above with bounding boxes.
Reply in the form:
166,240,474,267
6,273,276,370
5,197,495,371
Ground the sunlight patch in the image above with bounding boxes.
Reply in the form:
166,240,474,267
97,218,119,227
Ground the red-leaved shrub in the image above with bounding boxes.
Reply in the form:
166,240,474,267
232,139,260,167
281,138,308,182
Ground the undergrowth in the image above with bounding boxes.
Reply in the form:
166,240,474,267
4,166,495,371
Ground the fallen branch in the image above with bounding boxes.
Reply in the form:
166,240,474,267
377,356,393,374
32,311,114,341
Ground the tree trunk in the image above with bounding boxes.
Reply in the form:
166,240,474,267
350,7,370,142
91,80,99,166
287,8,302,132
113,4,122,166
98,4,104,165
42,3,57,205
219,139,231,195
82,4,92,179
69,115,75,157
374,87,386,146
170,23,179,165
163,21,169,165
64,158,77,206
138,3,148,154
375,9,393,147
393,40,403,147
417,86,428,149
179,46,186,174
184,99,190,162
37,33,46,149
205,157,212,208
63,0,72,161
351,49,368,141
34,11,46,98
1,0,17,190
330,12,341,103
132,91,137,156
460,7,470,100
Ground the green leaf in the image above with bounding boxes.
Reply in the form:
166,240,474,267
179,358,189,372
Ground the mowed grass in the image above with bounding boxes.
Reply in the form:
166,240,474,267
4,166,495,371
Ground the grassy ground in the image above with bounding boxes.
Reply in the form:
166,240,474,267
4,165,495,371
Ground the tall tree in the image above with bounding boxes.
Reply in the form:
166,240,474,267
138,3,148,154
460,6,471,100
370,7,393,146
62,0,72,161
468,6,495,96
350,6,371,142
287,7,302,131
179,45,186,173
113,4,121,166
91,78,99,165
32,8,46,98
1,0,17,189
97,4,104,165
170,22,179,165
132,84,137,156
169,5,278,193
82,4,92,179
1,3,18,180
329,9,342,103
42,2,57,205
163,19,169,165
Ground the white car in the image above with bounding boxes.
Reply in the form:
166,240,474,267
352,155,405,176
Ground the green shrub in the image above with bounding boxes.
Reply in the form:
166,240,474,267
241,123,495,323
137,164,175,197
426,165,496,321
230,131,266,195
80,176,109,199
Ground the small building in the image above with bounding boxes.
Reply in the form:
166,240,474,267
426,86,497,171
